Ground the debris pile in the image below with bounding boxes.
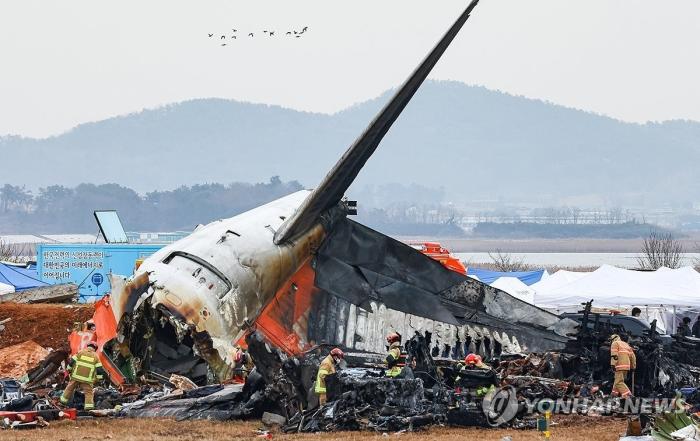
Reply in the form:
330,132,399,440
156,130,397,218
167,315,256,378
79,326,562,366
4,298,700,435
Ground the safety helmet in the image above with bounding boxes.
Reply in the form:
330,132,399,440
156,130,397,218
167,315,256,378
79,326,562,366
86,342,98,350
234,350,244,363
86,319,96,330
464,354,482,365
609,334,621,342
330,348,345,359
386,332,401,344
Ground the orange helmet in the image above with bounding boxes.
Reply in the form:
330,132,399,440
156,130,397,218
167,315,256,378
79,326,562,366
464,354,482,366
386,332,401,344
330,348,345,359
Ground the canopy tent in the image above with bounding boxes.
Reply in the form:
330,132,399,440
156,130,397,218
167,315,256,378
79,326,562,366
466,268,547,286
534,265,700,334
0,262,49,291
530,270,590,295
534,265,700,309
490,276,536,305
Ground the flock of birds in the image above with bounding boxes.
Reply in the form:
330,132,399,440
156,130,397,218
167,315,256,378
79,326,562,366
209,27,309,46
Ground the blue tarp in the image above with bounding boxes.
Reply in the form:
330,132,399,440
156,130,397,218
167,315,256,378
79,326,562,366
467,267,546,286
0,262,49,291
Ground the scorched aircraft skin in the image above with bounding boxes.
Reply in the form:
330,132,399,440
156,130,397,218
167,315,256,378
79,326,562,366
109,0,575,382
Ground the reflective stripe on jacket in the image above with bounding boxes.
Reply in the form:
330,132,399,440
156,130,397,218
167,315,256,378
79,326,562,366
69,349,103,384
385,343,403,377
315,355,336,394
610,339,636,371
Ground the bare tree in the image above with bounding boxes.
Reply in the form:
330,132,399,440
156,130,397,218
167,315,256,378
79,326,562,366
0,238,31,263
488,249,529,272
636,230,684,270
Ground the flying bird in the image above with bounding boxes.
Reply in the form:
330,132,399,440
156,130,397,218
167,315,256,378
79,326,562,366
221,35,225,39
232,29,237,32
221,43,226,46
269,31,274,36
208,33,213,37
302,26,308,32
248,32,254,37
286,31,291,35
263,30,268,34
232,35,236,39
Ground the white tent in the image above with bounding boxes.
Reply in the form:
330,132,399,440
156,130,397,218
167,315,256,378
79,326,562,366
531,270,590,295
0,281,14,296
535,265,700,309
490,276,536,305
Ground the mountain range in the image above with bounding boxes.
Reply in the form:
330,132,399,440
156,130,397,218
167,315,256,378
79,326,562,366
2,80,699,208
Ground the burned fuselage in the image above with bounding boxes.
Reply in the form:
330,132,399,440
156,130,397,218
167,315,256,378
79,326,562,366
111,191,328,380
108,0,575,384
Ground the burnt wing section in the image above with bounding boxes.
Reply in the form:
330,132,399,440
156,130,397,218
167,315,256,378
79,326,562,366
311,219,571,354
314,219,466,324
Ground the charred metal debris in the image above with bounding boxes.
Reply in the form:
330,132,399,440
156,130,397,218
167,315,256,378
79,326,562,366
7,306,700,433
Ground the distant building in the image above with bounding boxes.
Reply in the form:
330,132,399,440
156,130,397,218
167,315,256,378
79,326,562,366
126,231,190,244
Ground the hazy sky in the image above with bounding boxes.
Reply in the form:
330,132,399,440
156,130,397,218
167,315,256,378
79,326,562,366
2,0,699,138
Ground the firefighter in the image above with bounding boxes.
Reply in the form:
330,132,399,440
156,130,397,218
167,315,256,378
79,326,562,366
232,346,254,380
315,348,344,406
461,353,489,370
456,354,496,397
609,334,636,398
59,342,106,410
385,332,404,378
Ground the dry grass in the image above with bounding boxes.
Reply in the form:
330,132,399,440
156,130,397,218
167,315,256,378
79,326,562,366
2,415,627,441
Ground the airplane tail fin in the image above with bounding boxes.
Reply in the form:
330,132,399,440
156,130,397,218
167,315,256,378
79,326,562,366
274,0,481,244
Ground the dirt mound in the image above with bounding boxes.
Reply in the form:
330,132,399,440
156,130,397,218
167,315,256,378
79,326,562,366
0,340,49,378
0,302,94,351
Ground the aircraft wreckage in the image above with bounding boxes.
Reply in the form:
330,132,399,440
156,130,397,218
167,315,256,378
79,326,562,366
106,0,578,385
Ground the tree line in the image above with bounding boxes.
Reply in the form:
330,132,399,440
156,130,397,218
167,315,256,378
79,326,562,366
0,177,303,234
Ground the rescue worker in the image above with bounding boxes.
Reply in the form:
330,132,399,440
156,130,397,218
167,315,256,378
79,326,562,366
59,342,105,410
385,332,403,378
461,353,488,369
456,354,496,397
315,348,344,406
609,334,636,398
231,346,254,381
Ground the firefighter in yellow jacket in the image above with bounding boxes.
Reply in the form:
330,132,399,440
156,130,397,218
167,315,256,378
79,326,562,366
386,332,403,377
609,334,636,398
315,348,344,406
60,342,106,410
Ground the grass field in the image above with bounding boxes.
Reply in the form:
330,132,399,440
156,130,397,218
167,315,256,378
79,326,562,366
2,415,627,441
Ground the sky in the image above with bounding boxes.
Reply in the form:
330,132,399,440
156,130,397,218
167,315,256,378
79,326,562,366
1,0,699,138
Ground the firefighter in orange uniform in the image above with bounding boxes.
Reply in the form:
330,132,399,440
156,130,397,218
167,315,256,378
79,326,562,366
609,334,636,398
315,348,344,406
